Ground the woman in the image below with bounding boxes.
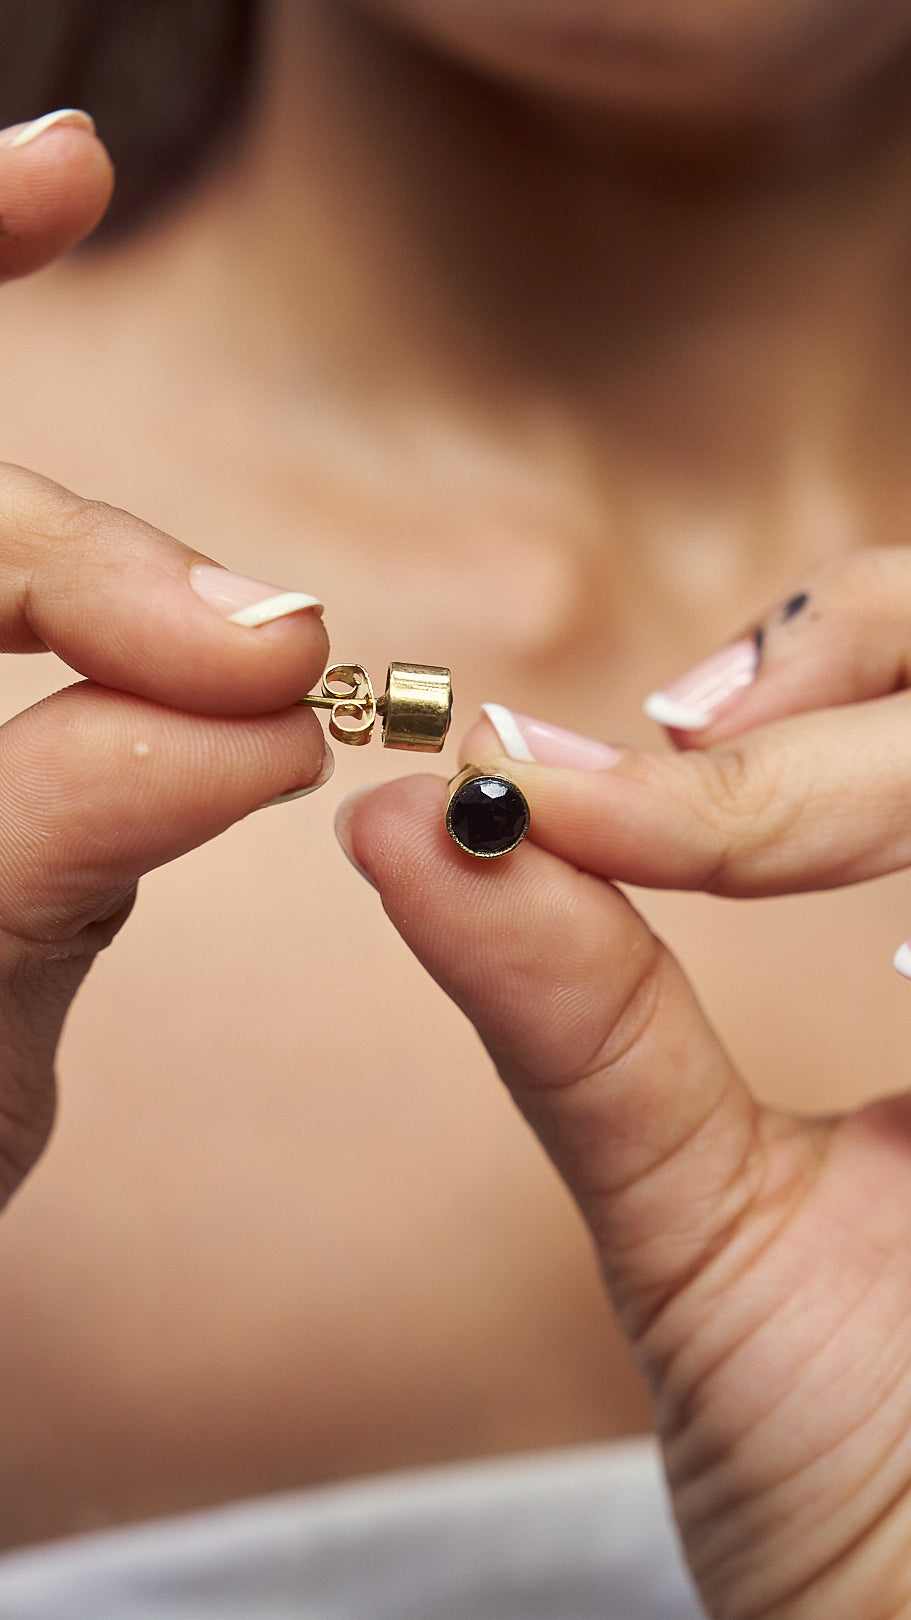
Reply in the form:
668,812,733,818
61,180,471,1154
0,1,909,1613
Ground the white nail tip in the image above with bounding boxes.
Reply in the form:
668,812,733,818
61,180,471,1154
10,109,96,147
893,942,911,980
227,591,323,627
481,702,535,762
642,692,713,732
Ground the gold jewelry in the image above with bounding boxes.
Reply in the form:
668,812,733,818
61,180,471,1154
300,662,452,751
445,765,530,858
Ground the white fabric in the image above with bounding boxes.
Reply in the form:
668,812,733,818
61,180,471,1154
0,1438,706,1619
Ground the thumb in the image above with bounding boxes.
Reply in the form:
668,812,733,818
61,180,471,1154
338,775,762,1341
0,109,113,278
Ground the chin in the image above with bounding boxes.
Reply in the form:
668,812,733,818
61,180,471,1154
356,0,911,125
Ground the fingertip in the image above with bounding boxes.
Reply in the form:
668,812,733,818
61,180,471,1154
479,702,536,761
336,774,454,890
334,786,381,886
261,744,335,808
459,712,505,766
0,112,114,276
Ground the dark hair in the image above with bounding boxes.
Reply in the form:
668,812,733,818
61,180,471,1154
0,0,260,237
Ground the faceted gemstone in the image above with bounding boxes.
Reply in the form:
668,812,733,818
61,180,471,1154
447,775,530,857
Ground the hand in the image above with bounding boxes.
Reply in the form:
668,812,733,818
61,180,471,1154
0,114,330,1208
340,548,911,1620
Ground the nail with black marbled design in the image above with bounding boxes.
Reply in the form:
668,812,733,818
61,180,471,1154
643,637,759,732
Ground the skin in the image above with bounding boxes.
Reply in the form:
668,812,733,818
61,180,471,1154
345,549,911,1615
0,1,911,1606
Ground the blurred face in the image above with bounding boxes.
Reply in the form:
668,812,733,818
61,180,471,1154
354,0,911,123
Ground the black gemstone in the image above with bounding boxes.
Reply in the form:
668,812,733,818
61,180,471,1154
447,775,530,857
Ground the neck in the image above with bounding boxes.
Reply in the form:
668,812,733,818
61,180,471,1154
99,1,911,593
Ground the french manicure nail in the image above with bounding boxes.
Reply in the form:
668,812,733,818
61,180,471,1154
189,564,323,625
643,637,759,732
8,109,96,148
261,748,335,808
481,703,621,770
893,941,911,979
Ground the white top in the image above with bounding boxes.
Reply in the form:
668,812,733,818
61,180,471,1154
0,1438,706,1619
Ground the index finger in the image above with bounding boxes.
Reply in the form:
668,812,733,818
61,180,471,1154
0,462,329,714
469,695,911,898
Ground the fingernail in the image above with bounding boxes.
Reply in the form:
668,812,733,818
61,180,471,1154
7,109,96,148
189,564,323,625
893,942,911,979
481,703,621,770
261,747,335,808
643,637,759,732
334,788,379,888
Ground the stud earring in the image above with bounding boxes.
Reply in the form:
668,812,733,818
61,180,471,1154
301,661,452,751
445,765,530,858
